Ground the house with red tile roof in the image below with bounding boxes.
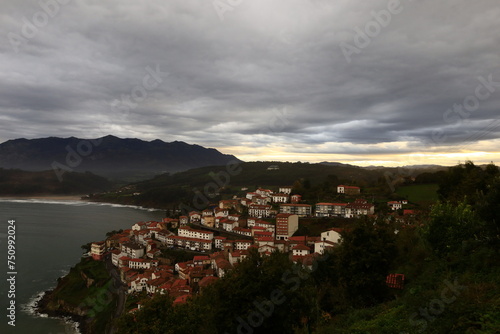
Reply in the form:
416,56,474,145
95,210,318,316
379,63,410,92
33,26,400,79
272,193,289,203
386,273,405,289
256,188,273,197
292,244,311,257
198,276,219,292
279,204,311,217
315,202,348,217
188,211,201,223
233,226,252,237
337,185,361,195
248,204,272,218
179,216,189,225
221,219,239,232
345,199,375,218
214,236,226,250
193,255,211,267
291,194,302,204
320,228,343,244
131,222,147,231
234,240,253,251
314,240,337,254
255,237,274,248
257,244,277,255
90,241,106,261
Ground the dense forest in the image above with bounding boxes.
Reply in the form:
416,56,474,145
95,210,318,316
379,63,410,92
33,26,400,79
115,161,500,333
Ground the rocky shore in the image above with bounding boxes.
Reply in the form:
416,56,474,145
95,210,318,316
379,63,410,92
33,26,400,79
36,276,91,334
35,257,117,334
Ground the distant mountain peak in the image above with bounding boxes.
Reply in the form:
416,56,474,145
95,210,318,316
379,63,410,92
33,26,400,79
0,135,241,181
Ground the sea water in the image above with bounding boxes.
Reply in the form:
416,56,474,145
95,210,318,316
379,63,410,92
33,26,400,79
0,199,163,334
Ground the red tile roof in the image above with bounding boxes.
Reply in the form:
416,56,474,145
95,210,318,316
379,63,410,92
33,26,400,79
386,273,405,289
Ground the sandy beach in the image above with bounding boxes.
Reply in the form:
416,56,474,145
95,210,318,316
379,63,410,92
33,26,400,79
0,195,87,201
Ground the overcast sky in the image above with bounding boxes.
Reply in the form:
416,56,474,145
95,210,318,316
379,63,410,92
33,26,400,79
1,0,499,166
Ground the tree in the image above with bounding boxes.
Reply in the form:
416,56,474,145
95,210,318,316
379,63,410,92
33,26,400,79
476,177,500,245
423,201,481,255
437,161,496,206
81,243,91,253
336,219,397,307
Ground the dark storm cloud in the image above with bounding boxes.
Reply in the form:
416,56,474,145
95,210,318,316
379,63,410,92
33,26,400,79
1,0,499,160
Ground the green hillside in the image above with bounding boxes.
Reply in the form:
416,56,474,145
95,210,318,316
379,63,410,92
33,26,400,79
0,168,114,196
90,162,397,209
396,184,439,204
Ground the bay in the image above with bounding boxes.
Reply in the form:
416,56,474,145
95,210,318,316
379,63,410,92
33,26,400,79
0,199,164,334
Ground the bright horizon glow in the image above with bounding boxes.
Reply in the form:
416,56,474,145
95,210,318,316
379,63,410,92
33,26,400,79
221,146,499,167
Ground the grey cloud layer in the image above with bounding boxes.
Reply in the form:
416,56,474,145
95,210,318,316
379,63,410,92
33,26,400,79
1,0,499,157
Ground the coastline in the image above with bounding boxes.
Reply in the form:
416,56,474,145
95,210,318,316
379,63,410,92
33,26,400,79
0,195,86,201
3,195,163,333
24,290,82,334
0,195,164,212
36,287,88,334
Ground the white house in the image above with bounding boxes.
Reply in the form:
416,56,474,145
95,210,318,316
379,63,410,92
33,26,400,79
132,222,147,231
315,203,348,217
233,227,252,237
388,201,404,210
279,186,292,195
178,227,214,241
320,228,343,244
214,208,229,218
248,204,272,218
214,236,227,249
222,219,239,232
337,185,361,195
256,188,273,197
345,199,375,218
189,211,201,223
128,258,158,270
272,193,289,203
234,240,253,250
279,204,312,217
179,216,189,225
121,242,145,259
314,240,337,254
292,244,311,257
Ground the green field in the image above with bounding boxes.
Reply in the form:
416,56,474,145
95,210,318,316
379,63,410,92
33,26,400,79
396,184,439,203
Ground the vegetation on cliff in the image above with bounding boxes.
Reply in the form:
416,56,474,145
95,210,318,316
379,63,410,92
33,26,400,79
37,258,118,334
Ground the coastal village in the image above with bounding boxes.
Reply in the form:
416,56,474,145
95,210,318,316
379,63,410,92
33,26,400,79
89,185,412,311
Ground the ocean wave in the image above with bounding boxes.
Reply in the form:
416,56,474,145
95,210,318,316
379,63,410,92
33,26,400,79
21,290,47,317
22,291,81,334
0,198,162,211
59,317,81,334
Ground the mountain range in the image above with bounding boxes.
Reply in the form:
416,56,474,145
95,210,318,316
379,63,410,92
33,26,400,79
0,135,241,181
